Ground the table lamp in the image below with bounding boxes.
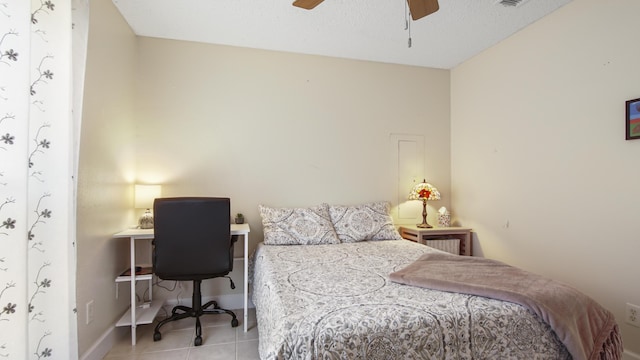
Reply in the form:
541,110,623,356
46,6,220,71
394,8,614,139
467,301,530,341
135,184,162,229
408,179,441,228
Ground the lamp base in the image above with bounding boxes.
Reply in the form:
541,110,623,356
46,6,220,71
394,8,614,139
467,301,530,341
416,198,432,228
138,209,154,229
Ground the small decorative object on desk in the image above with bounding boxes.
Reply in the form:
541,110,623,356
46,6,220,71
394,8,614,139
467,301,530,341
235,213,244,224
139,209,154,229
438,207,451,227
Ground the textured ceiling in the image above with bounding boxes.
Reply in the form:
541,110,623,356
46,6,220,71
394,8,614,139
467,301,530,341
112,0,572,69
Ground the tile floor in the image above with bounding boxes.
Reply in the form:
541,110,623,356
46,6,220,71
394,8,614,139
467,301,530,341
103,308,259,360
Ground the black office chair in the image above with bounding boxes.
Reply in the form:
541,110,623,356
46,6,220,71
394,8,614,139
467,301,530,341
152,197,238,346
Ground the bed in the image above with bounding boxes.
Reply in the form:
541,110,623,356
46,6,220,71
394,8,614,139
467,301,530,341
251,202,621,359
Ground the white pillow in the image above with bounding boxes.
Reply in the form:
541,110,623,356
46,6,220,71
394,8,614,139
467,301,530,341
259,204,340,245
328,202,403,243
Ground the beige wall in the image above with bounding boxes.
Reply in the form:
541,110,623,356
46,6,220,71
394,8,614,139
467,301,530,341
77,2,450,356
81,0,640,355
76,0,137,356
132,36,451,303
134,37,451,255
451,0,640,353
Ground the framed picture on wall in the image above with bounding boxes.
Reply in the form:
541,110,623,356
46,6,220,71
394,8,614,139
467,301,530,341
626,97,640,140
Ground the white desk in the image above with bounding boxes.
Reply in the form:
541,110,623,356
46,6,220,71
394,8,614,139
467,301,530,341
113,223,251,345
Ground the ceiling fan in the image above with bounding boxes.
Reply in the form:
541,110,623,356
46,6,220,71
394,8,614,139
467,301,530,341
292,0,439,21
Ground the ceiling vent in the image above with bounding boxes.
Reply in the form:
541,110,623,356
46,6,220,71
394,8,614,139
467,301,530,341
495,0,531,7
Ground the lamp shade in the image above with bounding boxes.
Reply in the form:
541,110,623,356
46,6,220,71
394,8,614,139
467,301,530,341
408,179,441,201
134,184,162,209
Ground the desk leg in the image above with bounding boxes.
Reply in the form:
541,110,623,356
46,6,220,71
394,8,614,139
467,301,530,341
130,236,137,345
243,232,249,332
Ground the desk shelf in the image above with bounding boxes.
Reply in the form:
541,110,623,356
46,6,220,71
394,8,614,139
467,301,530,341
113,229,158,345
115,274,153,283
116,266,153,282
114,265,160,332
116,301,163,327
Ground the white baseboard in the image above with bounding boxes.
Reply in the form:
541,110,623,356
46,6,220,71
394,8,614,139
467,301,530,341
625,350,640,360
79,325,126,360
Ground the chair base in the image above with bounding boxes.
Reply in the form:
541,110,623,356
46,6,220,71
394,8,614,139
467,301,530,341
153,280,238,346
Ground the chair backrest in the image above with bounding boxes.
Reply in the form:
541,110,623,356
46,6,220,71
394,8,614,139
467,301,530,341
153,197,232,281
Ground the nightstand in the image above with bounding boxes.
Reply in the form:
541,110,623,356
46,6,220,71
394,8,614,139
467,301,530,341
399,225,472,256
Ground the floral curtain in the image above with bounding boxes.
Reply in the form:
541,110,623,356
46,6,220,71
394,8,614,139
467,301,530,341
0,0,88,358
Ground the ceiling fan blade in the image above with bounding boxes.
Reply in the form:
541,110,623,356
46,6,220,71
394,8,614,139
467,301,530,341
293,0,324,10
407,0,439,21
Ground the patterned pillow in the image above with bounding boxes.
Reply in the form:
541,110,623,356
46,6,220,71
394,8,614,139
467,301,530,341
259,204,340,245
328,202,403,243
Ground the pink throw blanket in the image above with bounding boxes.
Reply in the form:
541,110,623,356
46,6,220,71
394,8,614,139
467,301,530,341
389,252,623,360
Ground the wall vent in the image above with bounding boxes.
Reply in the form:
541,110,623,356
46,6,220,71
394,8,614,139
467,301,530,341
495,0,531,7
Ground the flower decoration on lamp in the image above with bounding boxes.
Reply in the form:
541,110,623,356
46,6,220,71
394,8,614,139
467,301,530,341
408,179,441,228
135,184,162,229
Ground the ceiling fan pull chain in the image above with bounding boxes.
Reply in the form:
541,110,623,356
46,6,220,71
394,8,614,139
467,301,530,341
404,0,409,30
407,11,412,47
405,0,412,48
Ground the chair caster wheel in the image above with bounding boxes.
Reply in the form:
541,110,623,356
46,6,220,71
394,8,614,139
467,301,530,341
153,332,161,342
194,336,203,346
231,318,239,327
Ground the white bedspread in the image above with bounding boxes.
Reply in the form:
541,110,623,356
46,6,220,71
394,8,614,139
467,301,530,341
251,240,570,359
